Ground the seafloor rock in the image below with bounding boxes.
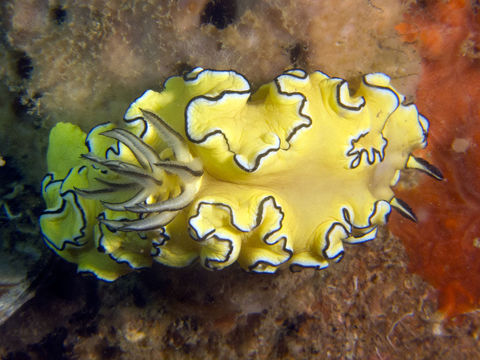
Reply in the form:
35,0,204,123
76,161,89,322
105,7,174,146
3,0,419,128
1,230,480,359
0,159,52,326
392,0,480,318
2,0,479,359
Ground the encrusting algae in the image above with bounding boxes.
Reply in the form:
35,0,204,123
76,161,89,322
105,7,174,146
39,67,442,281
393,0,480,318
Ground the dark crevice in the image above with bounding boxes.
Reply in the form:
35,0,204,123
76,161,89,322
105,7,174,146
3,351,31,360
200,0,237,29
0,156,23,189
16,52,33,80
132,286,147,308
174,62,196,76
97,343,123,360
288,43,308,68
27,327,70,360
50,6,68,25
11,92,36,117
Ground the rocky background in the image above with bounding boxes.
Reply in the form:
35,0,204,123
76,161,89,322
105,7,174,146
0,0,479,359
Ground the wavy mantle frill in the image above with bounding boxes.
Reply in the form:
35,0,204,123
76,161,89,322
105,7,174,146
39,68,439,281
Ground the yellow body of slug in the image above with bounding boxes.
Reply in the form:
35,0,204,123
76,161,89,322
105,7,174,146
40,68,441,281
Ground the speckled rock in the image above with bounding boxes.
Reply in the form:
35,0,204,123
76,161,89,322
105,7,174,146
2,1,478,359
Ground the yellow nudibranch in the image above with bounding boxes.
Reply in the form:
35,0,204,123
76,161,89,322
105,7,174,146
39,68,442,281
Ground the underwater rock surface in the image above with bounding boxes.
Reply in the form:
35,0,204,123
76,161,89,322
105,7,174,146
3,0,419,127
0,0,479,359
1,233,480,359
0,159,52,326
